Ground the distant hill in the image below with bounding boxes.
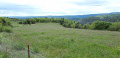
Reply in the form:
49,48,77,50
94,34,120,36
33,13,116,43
79,12,120,24
4,15,97,20
2,12,112,19
3,12,120,21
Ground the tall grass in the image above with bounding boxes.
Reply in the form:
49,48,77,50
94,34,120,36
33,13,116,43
10,23,120,58
0,23,120,58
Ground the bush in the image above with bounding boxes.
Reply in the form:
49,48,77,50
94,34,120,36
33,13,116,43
0,17,11,26
29,19,36,24
83,23,90,29
90,21,112,30
77,24,83,29
69,23,76,28
109,22,120,31
20,18,62,24
0,17,12,33
3,26,12,33
18,21,23,24
0,26,12,33
13,43,25,50
61,19,76,28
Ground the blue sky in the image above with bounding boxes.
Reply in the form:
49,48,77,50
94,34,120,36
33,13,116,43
0,0,120,16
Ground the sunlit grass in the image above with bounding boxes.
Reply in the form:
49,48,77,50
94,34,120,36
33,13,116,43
0,23,120,58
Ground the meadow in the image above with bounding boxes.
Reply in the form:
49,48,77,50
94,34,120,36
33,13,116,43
0,23,120,58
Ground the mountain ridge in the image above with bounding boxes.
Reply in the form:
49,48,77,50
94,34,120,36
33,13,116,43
2,12,120,20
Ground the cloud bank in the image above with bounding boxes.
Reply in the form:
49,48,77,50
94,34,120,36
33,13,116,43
0,0,120,16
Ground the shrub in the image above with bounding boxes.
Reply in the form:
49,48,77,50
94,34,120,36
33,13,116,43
70,23,76,28
90,21,112,30
0,26,12,33
29,19,36,24
4,26,12,32
109,22,120,31
61,19,76,28
63,23,69,27
13,43,25,50
78,24,83,29
0,17,12,33
18,21,23,24
83,23,90,29
0,17,11,26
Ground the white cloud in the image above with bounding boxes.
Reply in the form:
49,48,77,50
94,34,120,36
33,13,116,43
0,0,120,16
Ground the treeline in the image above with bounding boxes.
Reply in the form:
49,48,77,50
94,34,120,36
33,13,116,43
18,18,62,24
18,18,120,31
0,17,12,32
62,20,120,31
1,16,120,33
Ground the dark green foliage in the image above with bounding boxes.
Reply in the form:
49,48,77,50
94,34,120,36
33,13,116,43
61,19,77,28
60,18,65,25
23,19,31,24
0,17,12,32
26,20,31,24
18,17,120,31
30,19,36,24
90,21,112,30
70,23,76,28
75,22,83,29
79,14,120,24
79,17,100,24
83,23,90,29
0,17,11,26
19,18,62,25
18,21,23,24
0,26,12,33
77,24,83,29
20,18,78,29
109,22,120,31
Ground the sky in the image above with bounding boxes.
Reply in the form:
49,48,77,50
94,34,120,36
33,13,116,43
0,0,120,16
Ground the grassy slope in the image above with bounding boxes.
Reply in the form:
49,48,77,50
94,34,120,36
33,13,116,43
1,23,120,58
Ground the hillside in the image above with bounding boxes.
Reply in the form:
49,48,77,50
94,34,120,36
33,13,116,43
4,12,120,20
0,23,120,58
79,13,120,24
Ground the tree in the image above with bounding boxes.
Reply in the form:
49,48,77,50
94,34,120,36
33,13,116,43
90,21,111,30
83,23,90,29
109,22,120,31
78,24,83,29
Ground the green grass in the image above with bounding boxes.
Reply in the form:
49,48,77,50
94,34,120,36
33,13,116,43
0,23,120,58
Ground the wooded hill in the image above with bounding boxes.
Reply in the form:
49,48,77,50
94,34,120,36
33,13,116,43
1,13,120,33
79,14,120,24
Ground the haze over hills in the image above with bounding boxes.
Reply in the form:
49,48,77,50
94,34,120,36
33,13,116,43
3,12,120,20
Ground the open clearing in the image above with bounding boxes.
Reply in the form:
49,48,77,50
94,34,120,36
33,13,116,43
0,23,120,58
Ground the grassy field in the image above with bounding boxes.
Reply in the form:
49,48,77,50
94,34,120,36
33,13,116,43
0,23,120,58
